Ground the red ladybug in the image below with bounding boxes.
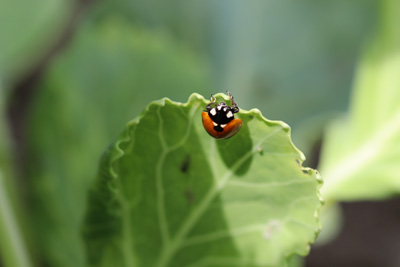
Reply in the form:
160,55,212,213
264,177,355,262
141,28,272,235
202,91,243,139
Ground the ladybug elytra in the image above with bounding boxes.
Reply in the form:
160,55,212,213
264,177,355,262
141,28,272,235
202,91,243,139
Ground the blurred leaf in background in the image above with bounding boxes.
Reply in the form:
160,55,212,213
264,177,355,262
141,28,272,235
308,0,400,253
0,84,31,267
0,86,11,184
320,1,400,201
0,0,74,86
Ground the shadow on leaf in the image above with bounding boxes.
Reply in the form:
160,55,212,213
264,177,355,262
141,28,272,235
216,116,253,176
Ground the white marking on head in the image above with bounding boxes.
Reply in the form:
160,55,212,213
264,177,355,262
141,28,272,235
226,111,233,118
213,122,218,126
220,124,226,128
217,105,222,111
223,107,228,112
210,108,216,116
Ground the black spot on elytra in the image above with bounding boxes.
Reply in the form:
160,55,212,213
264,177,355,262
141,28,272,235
213,125,224,132
180,155,191,173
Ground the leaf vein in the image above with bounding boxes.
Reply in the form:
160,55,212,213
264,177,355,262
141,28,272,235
182,224,265,247
156,107,171,246
227,179,313,188
155,125,283,267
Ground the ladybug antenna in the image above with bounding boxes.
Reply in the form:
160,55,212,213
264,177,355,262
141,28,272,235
226,90,239,113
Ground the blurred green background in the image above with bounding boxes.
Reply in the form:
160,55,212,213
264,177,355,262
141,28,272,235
1,0,392,266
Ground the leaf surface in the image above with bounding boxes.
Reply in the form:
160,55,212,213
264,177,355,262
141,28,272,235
319,2,400,200
84,93,321,267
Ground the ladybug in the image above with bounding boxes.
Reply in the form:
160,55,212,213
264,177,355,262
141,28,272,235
202,91,243,139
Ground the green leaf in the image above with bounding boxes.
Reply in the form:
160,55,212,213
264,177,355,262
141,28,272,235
319,1,400,201
84,93,322,267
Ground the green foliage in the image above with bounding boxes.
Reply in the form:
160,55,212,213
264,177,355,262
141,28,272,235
25,18,212,266
320,1,400,201
0,171,31,267
0,87,9,171
83,93,322,267
0,0,73,85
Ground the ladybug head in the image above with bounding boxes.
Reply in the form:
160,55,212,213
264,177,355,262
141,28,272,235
205,91,239,125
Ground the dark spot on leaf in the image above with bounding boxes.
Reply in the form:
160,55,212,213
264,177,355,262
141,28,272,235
180,155,190,173
302,169,309,174
257,147,264,156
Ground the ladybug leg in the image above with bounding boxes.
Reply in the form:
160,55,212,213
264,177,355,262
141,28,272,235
205,94,216,111
210,94,216,104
